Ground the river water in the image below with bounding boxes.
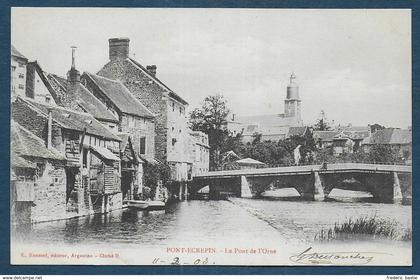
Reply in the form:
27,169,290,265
11,190,412,265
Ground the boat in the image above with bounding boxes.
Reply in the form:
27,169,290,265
125,200,149,210
124,200,166,211
147,200,166,211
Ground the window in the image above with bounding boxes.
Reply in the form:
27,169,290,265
18,62,25,68
172,138,177,146
11,66,16,72
172,102,175,111
179,107,182,115
139,137,146,155
18,73,24,79
45,96,51,103
18,84,24,89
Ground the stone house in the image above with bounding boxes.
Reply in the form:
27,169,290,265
188,131,210,177
80,71,155,200
46,72,120,132
11,120,67,224
11,45,28,98
25,61,58,105
12,97,122,216
313,126,370,156
97,38,192,183
361,128,412,161
80,72,155,160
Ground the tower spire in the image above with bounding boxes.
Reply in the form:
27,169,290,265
71,46,77,69
290,72,297,84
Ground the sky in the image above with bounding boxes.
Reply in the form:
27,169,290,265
11,8,411,128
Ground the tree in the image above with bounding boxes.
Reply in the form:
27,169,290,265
369,123,385,134
313,110,331,131
143,161,171,199
189,94,230,168
366,144,402,163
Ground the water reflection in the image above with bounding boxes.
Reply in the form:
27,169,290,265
12,194,411,247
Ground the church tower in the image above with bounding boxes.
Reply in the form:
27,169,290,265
284,73,302,125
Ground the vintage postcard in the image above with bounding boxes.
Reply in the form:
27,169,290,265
10,8,412,266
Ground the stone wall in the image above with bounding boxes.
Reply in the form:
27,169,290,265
120,114,155,159
32,162,67,223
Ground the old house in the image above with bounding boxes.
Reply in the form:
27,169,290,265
80,72,155,199
46,72,120,132
80,72,155,159
97,38,193,184
12,97,122,216
314,126,370,156
361,128,412,161
11,120,67,224
189,131,210,176
25,61,58,105
11,45,28,98
117,133,143,200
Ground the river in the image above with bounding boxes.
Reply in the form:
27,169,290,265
11,190,412,265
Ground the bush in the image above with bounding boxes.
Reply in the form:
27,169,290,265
315,216,411,242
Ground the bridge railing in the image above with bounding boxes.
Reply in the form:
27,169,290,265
209,160,411,172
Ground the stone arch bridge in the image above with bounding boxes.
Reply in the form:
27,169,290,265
191,163,412,203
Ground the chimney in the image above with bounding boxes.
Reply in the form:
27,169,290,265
25,61,36,99
65,46,80,109
146,65,157,77
47,108,53,149
109,38,130,61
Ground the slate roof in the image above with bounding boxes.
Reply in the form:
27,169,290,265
20,97,120,141
127,58,188,105
49,74,67,89
47,74,119,123
76,84,119,123
83,72,154,119
11,45,27,60
11,120,65,161
288,126,308,137
234,114,298,128
11,153,36,169
313,131,338,142
362,128,411,145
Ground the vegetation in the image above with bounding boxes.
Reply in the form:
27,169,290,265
313,110,332,131
189,94,230,168
369,123,385,134
142,161,171,199
315,216,411,242
313,144,404,164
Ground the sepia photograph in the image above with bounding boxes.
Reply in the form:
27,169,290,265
10,8,412,266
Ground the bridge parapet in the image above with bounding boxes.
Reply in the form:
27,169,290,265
196,163,411,179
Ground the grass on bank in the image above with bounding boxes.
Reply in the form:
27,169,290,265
315,216,411,242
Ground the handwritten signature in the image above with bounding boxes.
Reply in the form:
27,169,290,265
290,247,391,265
